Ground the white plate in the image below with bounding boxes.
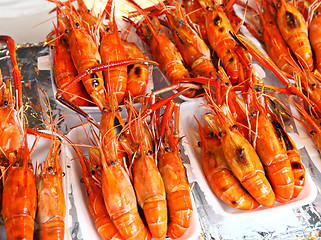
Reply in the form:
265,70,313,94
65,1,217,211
64,123,202,240
0,131,71,239
179,98,318,218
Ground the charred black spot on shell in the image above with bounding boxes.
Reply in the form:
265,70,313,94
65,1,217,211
91,170,95,175
237,148,247,164
127,64,134,73
292,162,302,169
219,27,224,32
67,165,71,168
114,117,123,135
269,21,273,24
134,66,142,77
214,16,222,26
285,11,299,29
92,79,99,88
229,57,234,63
209,132,214,137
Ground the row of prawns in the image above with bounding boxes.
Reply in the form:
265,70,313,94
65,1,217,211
226,0,321,159
66,81,194,239
0,36,66,239
195,58,306,210
49,0,152,111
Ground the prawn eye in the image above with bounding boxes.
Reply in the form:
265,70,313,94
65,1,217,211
232,124,237,130
75,22,80,28
91,170,95,175
3,100,8,106
48,166,53,171
165,147,170,152
179,20,183,24
92,79,99,87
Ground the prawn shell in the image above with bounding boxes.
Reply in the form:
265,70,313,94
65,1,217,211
220,128,276,207
200,128,260,210
132,154,167,240
158,151,193,238
102,162,151,240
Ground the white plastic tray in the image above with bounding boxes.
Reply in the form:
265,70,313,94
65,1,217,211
64,123,202,240
179,98,318,218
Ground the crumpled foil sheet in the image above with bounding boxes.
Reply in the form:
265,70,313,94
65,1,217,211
1,43,321,240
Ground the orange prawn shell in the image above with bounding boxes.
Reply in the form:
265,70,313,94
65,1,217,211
309,6,321,73
101,162,151,240
37,172,66,239
100,29,128,103
2,156,37,240
199,124,260,210
158,150,193,238
204,5,239,83
251,113,295,202
274,0,314,70
123,41,149,98
52,37,91,106
132,154,167,240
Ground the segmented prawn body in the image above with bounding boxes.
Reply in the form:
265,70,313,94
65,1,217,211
273,0,314,71
256,0,298,76
205,106,275,207
121,105,167,240
182,0,209,44
100,150,151,240
79,148,123,240
164,3,217,79
123,41,149,97
51,16,91,106
269,115,305,198
248,92,295,203
2,146,37,240
157,101,193,238
309,2,321,73
36,136,66,239
99,0,128,104
200,0,240,84
59,4,107,110
197,117,260,210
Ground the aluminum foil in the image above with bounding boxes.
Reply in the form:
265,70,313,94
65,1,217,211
1,43,321,240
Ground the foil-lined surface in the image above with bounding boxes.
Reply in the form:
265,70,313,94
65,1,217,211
1,44,321,240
